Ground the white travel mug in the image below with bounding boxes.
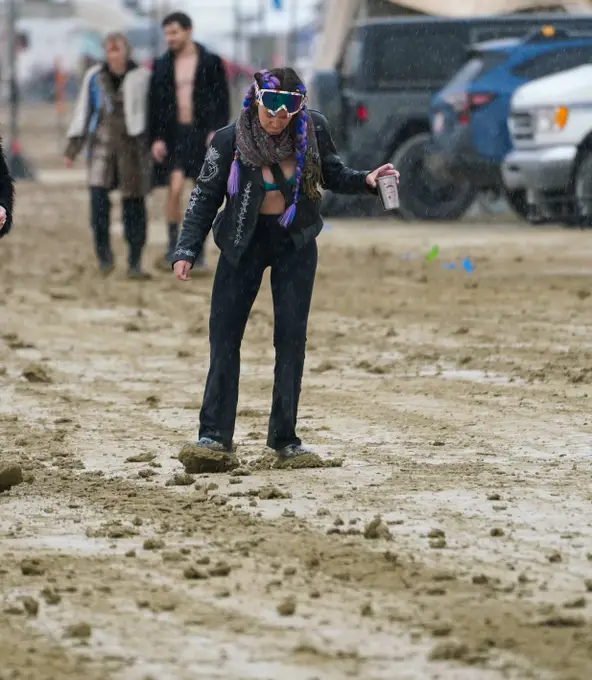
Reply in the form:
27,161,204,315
377,175,400,211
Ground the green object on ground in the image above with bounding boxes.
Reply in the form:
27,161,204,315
426,245,439,262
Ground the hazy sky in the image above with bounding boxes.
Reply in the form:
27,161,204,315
139,0,320,57
144,0,319,35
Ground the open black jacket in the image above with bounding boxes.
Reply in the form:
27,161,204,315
0,137,14,239
172,110,376,268
148,43,230,184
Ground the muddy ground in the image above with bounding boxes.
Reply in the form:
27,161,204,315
1,106,592,680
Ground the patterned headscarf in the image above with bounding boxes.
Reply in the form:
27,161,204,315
227,69,322,227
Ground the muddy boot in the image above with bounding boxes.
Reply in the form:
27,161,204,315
276,444,313,459
160,223,178,267
195,436,231,453
127,265,152,280
99,259,115,277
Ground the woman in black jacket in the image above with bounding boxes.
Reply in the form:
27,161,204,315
172,67,398,458
0,136,14,239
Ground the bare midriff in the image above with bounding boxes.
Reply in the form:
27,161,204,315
260,157,296,215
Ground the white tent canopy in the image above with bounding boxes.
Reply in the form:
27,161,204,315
313,0,592,70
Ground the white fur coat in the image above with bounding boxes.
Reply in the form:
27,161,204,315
67,64,151,139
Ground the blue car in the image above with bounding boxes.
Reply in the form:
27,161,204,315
429,26,592,218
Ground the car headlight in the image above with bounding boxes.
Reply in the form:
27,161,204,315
535,106,569,133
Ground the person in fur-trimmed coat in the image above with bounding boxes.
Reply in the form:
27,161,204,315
0,136,15,239
65,32,152,278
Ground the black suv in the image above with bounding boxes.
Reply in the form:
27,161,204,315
313,14,592,220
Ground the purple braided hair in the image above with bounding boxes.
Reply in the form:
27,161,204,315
226,82,255,196
279,83,307,227
228,70,309,229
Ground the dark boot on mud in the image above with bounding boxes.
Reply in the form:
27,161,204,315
276,444,313,459
195,436,231,453
98,259,114,277
156,223,179,270
127,265,152,280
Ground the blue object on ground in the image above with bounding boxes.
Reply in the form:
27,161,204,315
462,257,474,273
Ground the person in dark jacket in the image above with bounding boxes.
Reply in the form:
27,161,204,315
148,11,230,269
0,136,15,239
172,67,399,458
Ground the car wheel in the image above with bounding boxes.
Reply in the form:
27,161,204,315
320,191,350,218
503,189,529,221
574,152,592,227
391,133,477,221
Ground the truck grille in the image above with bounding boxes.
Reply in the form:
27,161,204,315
509,112,534,143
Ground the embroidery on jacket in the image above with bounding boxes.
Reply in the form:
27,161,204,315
187,185,204,212
175,247,196,259
199,146,221,183
234,181,252,247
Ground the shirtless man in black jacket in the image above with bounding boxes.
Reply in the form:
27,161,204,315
0,136,15,239
148,11,230,269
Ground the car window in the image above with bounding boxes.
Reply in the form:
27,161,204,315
444,57,484,90
471,21,592,43
373,31,467,89
338,31,362,86
511,45,592,79
471,23,536,42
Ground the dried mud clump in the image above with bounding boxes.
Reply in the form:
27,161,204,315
250,453,343,471
0,462,23,493
41,588,61,605
21,596,39,617
364,516,392,541
166,473,195,487
277,597,296,617
178,444,240,474
20,559,46,576
276,454,343,470
429,641,469,661
64,622,92,640
125,453,156,464
257,486,292,500
22,363,52,384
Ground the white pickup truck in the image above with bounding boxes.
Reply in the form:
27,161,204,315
502,64,592,225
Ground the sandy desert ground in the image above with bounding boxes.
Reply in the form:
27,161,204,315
1,107,592,680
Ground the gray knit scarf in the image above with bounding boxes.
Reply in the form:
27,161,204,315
235,107,322,201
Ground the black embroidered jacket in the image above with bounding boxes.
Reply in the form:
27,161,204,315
0,136,15,239
172,110,376,268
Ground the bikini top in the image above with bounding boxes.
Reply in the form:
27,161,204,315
263,175,296,192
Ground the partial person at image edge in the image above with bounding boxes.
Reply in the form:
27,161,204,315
148,11,230,270
0,135,15,239
172,67,399,460
64,33,152,279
